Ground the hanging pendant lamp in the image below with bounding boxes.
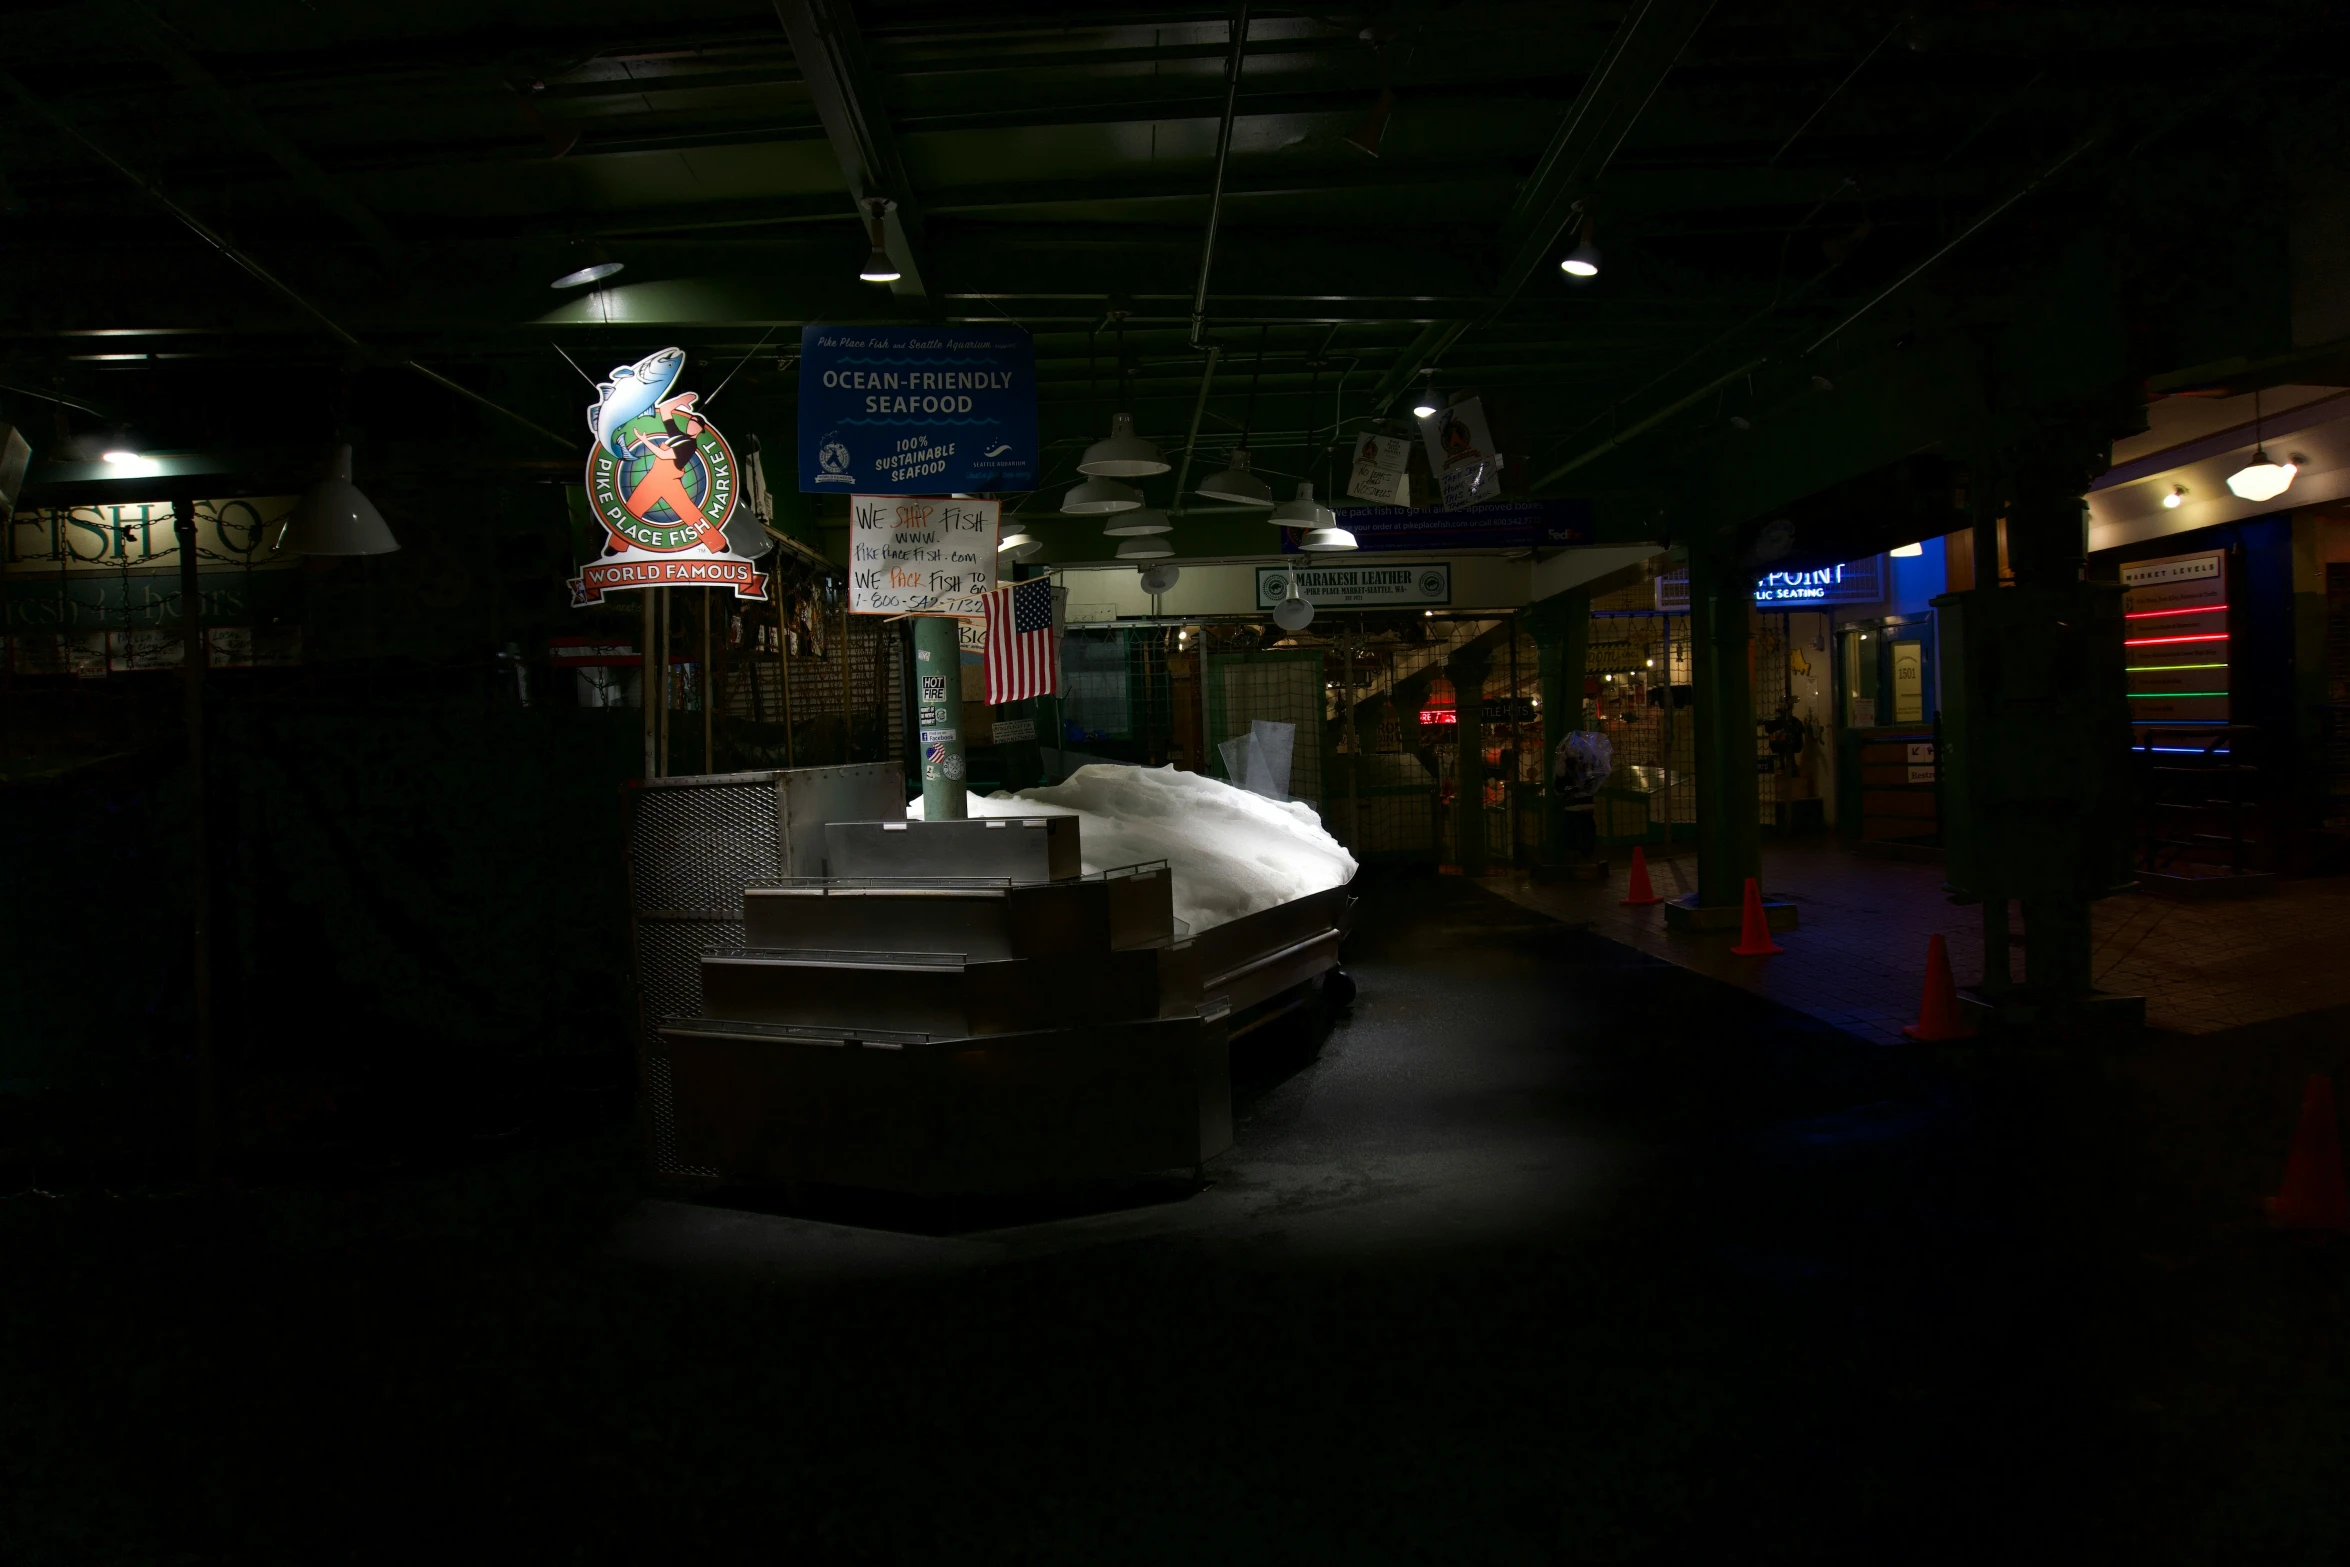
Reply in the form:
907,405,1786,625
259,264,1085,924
1063,476,1142,513
1270,480,1333,530
1078,412,1169,477
1299,525,1359,552
998,529,1042,560
1197,448,1272,506
1273,593,1316,631
288,445,399,555
1102,507,1172,537
1078,316,1168,475
1201,325,1275,504
1115,535,1173,560
2226,390,2299,503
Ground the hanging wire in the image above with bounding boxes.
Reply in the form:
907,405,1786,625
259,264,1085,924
1113,313,1132,413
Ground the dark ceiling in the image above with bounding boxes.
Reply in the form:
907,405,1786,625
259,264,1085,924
0,0,2335,525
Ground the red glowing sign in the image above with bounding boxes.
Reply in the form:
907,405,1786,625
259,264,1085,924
1418,708,1458,726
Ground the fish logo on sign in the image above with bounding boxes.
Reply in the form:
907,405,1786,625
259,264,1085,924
814,432,855,484
569,346,770,608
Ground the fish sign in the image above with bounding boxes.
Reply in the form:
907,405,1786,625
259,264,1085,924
848,494,998,617
570,346,769,607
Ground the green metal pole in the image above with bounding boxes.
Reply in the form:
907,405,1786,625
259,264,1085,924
912,615,968,819
1689,533,1761,908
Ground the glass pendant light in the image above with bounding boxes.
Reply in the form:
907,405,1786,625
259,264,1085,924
2226,387,2299,504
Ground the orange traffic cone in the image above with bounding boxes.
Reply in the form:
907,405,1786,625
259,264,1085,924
2265,1074,2350,1233
1621,845,1663,907
1901,934,1973,1041
1728,876,1783,956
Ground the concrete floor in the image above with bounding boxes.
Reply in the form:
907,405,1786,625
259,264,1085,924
1490,842,2350,1042
5,871,2346,1561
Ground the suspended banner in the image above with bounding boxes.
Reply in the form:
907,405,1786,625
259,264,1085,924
798,325,1037,494
570,346,769,607
1257,562,1450,609
848,494,999,617
1415,396,1502,509
1346,432,1412,505
1286,497,1590,553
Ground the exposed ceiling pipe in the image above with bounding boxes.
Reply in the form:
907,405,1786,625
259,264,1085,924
1188,2,1251,349
1533,130,2104,490
1169,343,1223,510
0,68,572,453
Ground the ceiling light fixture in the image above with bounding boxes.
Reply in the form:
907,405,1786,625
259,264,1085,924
857,198,900,283
1411,370,1439,420
1559,216,1600,279
1062,475,1142,514
2226,449,2298,503
2226,390,2298,503
551,241,624,289
1101,507,1172,537
287,444,399,556
1890,541,1924,558
998,529,1041,558
1273,593,1316,631
1200,326,1274,504
1077,314,1168,475
1270,480,1333,529
1115,535,1173,560
1298,525,1358,552
2163,485,2185,510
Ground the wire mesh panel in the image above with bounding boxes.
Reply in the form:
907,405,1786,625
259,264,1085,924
1206,648,1325,805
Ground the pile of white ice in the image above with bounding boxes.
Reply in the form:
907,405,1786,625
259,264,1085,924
908,763,1357,931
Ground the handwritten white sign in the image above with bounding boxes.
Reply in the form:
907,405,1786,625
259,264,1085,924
848,494,998,616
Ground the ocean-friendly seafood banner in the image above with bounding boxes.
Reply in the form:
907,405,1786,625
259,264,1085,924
797,325,1036,495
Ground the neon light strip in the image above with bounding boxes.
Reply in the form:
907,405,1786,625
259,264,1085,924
2126,662,2226,672
2124,633,2228,646
2128,691,2226,698
2124,603,2229,620
2134,746,2233,754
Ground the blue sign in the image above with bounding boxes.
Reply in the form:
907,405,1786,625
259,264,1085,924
1285,497,1591,553
1753,557,1883,605
797,325,1036,494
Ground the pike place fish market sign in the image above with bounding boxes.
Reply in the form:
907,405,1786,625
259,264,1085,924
570,346,769,607
1257,563,1450,609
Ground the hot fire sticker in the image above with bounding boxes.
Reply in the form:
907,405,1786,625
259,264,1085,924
570,347,769,607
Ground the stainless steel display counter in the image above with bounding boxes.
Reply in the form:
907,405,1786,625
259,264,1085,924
626,770,1353,1197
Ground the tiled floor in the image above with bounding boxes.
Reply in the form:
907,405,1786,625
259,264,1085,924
1486,844,2350,1043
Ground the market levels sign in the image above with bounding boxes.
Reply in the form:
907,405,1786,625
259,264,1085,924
571,347,768,607
1256,562,1450,609
798,325,1037,494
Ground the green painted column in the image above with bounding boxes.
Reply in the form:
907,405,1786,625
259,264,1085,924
1449,646,1492,876
1689,533,1761,908
1523,592,1590,867
912,615,968,819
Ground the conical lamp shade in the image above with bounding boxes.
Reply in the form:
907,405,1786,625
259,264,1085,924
1077,413,1169,477
1115,535,1173,560
1269,480,1333,529
1196,448,1273,506
998,530,1042,560
288,446,398,555
1101,507,1172,537
1299,526,1358,552
1062,475,1142,514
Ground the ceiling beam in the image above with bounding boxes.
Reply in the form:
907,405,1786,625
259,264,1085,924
775,0,930,300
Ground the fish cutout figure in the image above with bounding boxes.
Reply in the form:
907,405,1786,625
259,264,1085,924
588,346,687,459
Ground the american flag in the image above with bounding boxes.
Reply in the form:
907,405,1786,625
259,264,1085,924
982,575,1057,705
